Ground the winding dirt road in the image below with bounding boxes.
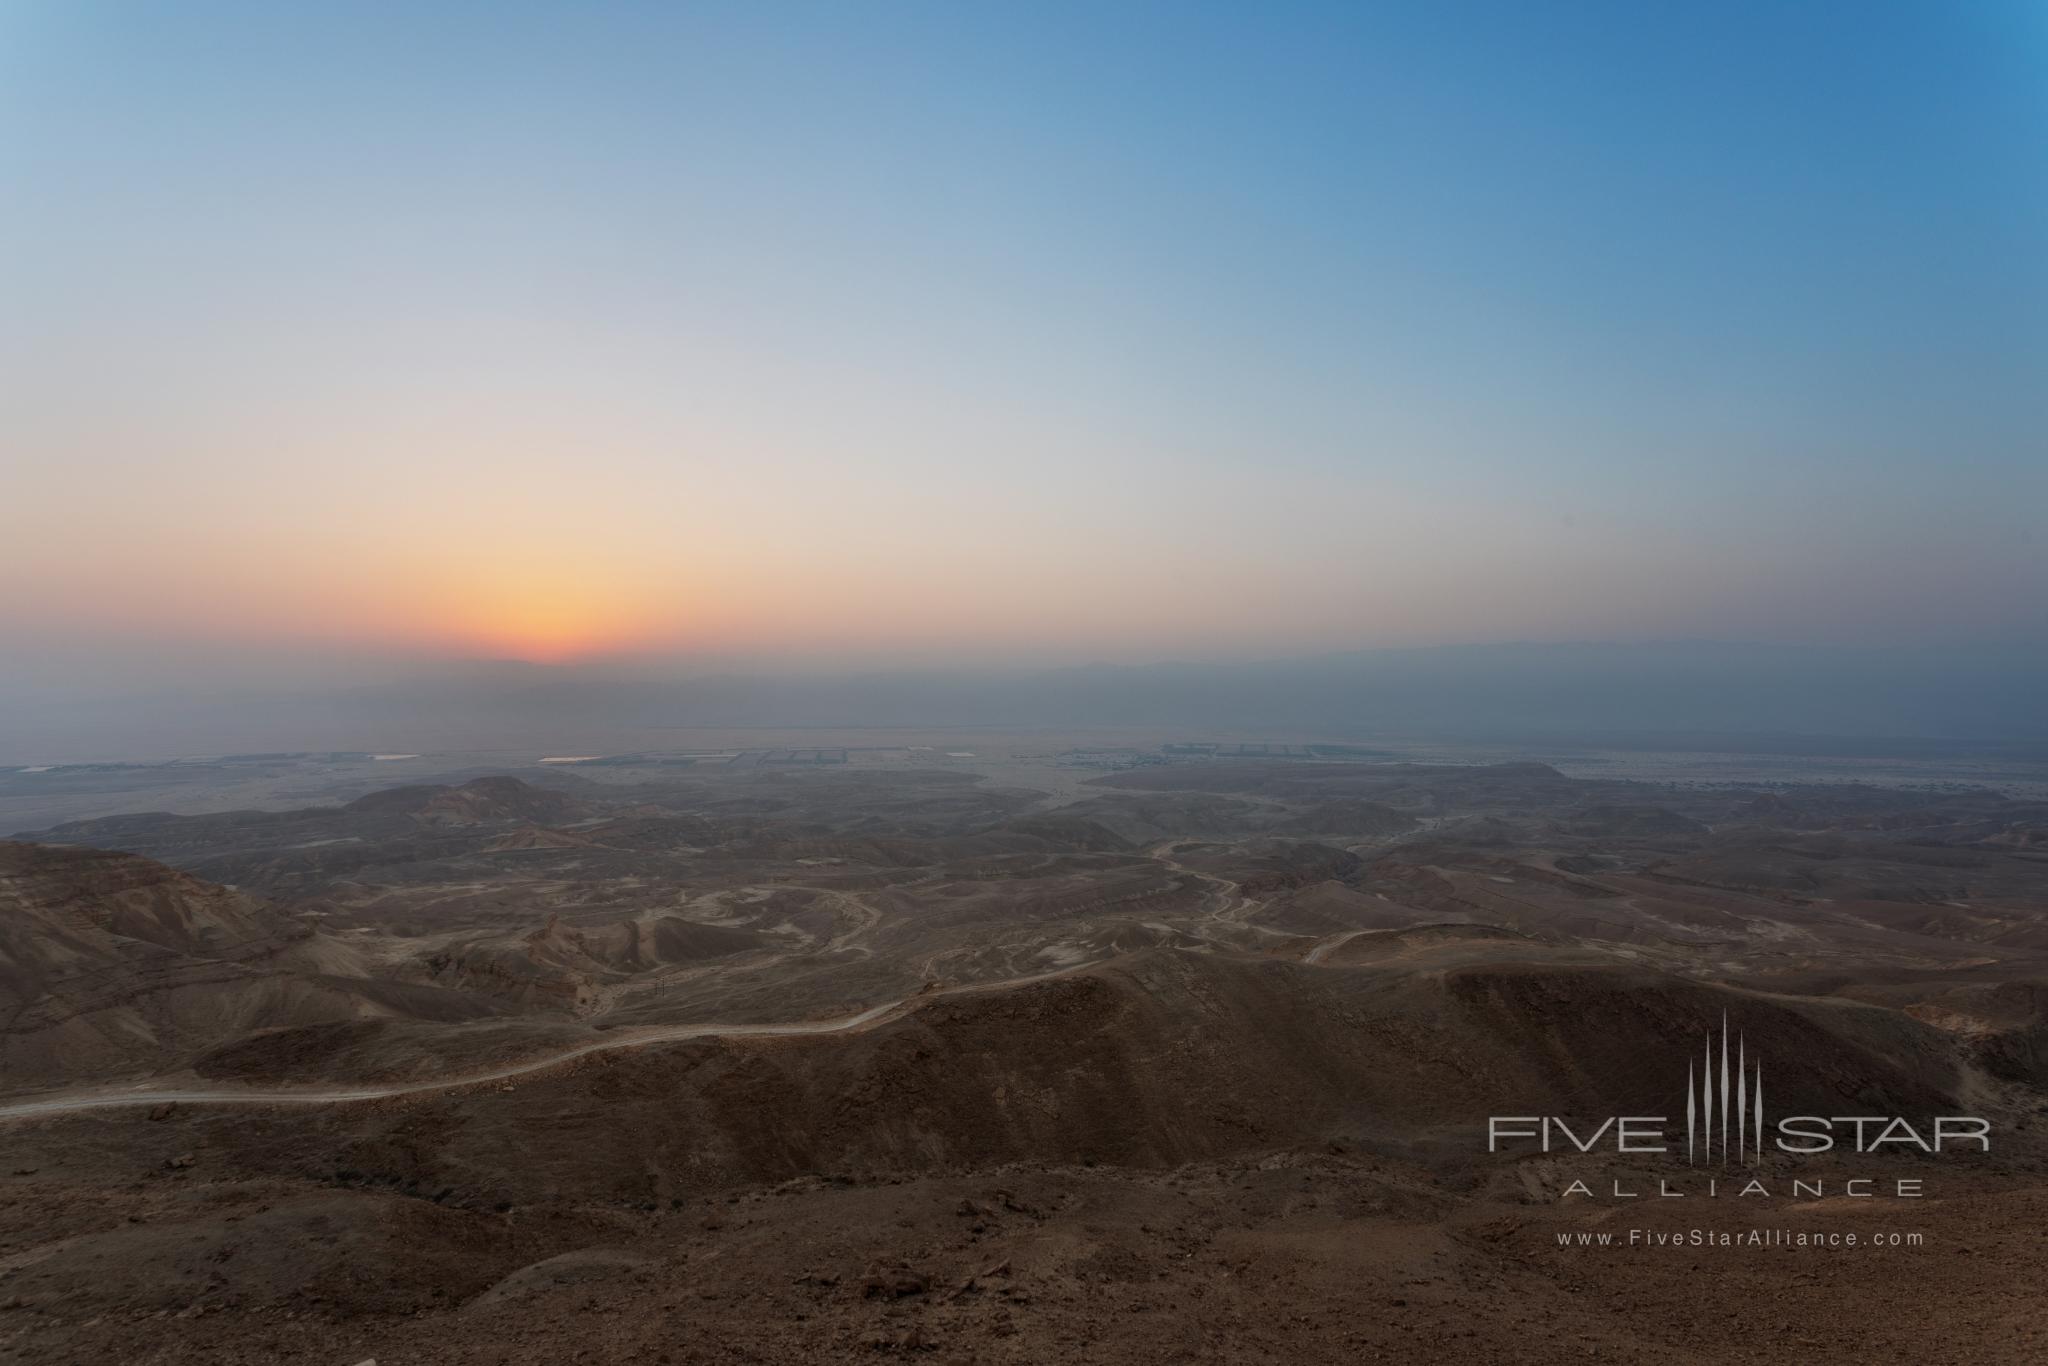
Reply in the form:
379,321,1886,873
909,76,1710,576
0,833,1287,1126
1303,929,1367,964
0,961,1105,1125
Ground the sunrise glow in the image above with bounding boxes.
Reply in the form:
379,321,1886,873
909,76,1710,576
1,1,2040,677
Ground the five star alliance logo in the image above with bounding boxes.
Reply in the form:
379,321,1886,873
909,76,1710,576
1485,1010,1992,1174
1688,1012,1763,1167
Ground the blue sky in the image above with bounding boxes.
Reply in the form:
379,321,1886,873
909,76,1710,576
2,0,2042,668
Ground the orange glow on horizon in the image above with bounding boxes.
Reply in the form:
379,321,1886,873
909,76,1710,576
435,582,661,663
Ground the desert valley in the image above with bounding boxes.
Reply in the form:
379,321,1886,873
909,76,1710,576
3,742,2046,1362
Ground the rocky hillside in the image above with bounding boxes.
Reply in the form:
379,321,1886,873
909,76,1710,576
0,842,500,1087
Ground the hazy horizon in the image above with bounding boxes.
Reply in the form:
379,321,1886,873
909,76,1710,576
6,639,2047,766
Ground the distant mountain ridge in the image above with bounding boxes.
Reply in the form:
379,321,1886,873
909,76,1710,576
340,640,2048,742
5,640,2046,767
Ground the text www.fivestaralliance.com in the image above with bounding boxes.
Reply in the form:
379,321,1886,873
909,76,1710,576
1557,1230,1925,1249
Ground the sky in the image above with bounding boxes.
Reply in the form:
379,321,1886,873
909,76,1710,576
3,0,2044,680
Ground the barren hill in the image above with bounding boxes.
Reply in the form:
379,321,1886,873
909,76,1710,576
0,841,502,1087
